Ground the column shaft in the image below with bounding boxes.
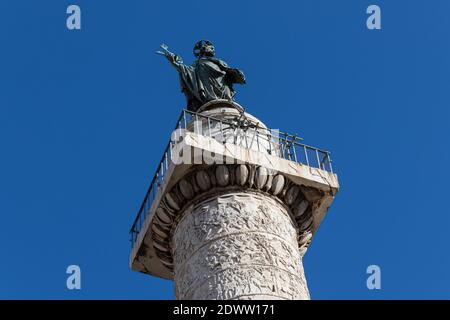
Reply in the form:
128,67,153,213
172,191,310,300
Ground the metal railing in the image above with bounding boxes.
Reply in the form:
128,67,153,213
130,109,333,246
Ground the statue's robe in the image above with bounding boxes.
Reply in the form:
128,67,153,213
176,57,246,112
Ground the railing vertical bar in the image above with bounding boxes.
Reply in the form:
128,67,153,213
195,114,199,134
304,145,309,166
220,120,225,143
319,153,325,170
256,130,260,151
292,141,298,162
287,137,292,160
328,152,333,173
315,149,320,169
165,152,168,170
208,117,212,138
285,134,289,160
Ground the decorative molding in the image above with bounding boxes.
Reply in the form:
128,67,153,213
150,163,324,273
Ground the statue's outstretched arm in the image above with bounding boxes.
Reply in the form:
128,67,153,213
156,43,183,71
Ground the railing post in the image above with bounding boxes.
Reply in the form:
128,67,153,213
165,152,168,171
292,140,298,162
244,128,248,149
315,149,320,169
256,129,260,151
304,145,309,166
328,152,333,173
285,135,290,160
319,153,325,170
220,120,225,144
195,114,199,134
208,117,212,138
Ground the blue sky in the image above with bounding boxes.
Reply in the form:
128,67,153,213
0,0,449,299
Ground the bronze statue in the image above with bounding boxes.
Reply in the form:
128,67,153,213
156,40,246,112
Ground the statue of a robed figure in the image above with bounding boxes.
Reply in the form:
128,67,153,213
156,40,246,112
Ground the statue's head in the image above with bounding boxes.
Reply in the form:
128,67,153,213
193,40,215,58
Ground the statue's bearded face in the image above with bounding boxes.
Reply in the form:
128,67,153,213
201,44,215,57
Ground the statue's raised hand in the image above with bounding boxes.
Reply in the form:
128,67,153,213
155,43,183,65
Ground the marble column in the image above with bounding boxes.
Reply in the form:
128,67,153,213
172,190,310,300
